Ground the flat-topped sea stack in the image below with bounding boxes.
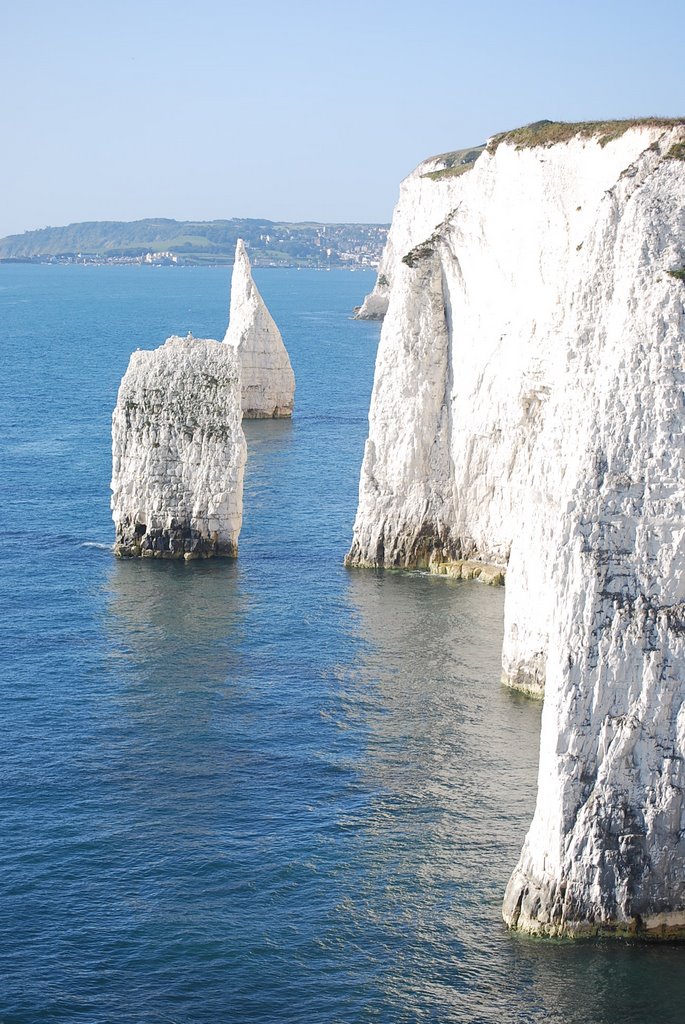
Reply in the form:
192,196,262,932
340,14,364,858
346,119,685,937
111,333,246,559
224,239,295,418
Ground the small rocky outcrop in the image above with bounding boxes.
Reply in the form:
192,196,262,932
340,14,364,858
224,239,295,417
111,334,246,560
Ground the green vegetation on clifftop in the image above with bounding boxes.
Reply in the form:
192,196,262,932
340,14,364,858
487,118,685,152
422,145,485,181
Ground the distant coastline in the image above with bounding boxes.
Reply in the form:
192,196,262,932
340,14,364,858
0,217,388,270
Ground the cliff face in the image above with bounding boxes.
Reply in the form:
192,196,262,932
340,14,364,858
346,120,685,936
224,239,295,417
354,147,484,320
111,334,246,559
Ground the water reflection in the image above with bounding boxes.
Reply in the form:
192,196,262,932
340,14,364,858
515,934,685,1024
340,571,685,1024
334,570,543,1021
97,558,260,882
100,557,251,813
104,557,246,690
242,417,294,452
342,569,538,843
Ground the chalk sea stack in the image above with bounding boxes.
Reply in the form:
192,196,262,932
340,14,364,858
110,245,294,560
111,334,246,560
346,119,685,937
224,239,295,418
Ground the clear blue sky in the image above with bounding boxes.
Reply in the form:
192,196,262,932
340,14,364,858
1,0,683,236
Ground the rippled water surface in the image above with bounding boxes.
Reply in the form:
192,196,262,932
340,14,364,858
1,265,683,1023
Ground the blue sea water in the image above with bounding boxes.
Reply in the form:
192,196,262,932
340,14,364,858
1,264,684,1024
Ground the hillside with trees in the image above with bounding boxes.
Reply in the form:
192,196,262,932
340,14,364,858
0,218,387,268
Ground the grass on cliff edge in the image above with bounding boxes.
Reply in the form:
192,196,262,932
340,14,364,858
423,145,485,181
487,118,685,153
666,141,685,160
423,163,477,182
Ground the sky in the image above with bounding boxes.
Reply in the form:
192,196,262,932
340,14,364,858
1,0,684,237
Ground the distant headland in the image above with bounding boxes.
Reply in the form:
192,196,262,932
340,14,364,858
0,217,388,269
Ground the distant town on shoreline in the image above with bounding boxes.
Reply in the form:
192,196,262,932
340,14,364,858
0,217,388,269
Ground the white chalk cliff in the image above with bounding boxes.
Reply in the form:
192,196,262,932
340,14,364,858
224,239,295,417
354,145,484,319
111,333,246,559
346,120,685,936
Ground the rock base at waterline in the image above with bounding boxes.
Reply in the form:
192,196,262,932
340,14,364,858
113,515,238,560
430,559,505,586
503,865,685,940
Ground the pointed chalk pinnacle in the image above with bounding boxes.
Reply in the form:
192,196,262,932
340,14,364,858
224,239,295,418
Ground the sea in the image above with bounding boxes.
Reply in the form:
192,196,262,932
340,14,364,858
1,264,683,1024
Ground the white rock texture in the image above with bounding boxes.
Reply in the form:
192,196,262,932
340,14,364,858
224,239,295,417
354,146,484,320
111,334,246,559
346,121,685,936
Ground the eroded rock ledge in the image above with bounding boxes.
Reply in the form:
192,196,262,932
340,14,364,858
431,560,504,586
